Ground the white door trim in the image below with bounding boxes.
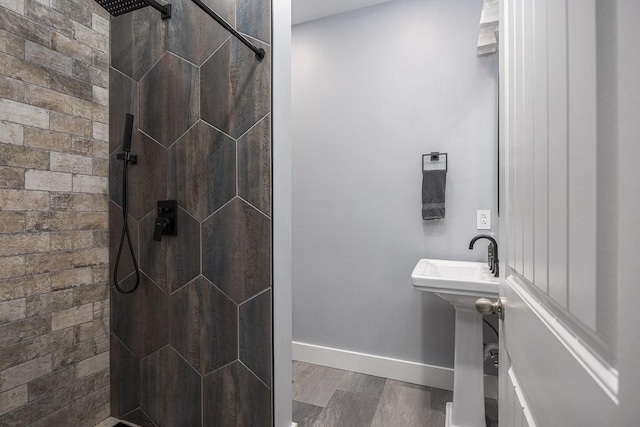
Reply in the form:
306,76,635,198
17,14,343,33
272,0,293,426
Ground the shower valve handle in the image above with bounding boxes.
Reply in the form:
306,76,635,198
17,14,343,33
153,218,170,241
153,200,178,242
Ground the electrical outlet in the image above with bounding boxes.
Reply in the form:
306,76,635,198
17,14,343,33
477,210,491,230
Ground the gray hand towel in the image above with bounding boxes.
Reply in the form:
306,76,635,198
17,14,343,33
422,170,446,220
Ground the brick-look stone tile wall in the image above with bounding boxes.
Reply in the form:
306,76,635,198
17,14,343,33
0,0,111,424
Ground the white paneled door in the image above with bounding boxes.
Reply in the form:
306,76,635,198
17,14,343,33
498,0,640,426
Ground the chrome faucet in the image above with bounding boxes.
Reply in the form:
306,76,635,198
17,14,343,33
469,234,499,278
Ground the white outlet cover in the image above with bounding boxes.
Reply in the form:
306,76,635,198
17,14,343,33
477,210,491,230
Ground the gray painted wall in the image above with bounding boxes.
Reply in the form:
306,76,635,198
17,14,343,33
292,0,498,369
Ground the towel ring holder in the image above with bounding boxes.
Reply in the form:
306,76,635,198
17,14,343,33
422,152,448,173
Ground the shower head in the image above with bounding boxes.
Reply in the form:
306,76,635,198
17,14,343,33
94,0,171,19
94,0,148,16
122,113,134,152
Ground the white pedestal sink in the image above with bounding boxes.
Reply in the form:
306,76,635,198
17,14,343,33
411,259,499,427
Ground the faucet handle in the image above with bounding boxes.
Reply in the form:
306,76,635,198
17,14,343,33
153,218,170,241
153,200,177,242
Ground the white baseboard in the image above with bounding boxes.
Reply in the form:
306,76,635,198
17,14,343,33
292,341,498,400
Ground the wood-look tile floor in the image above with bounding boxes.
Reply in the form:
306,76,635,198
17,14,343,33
292,361,499,427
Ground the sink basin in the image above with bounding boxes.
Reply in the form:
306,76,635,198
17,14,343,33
411,258,499,427
411,258,499,302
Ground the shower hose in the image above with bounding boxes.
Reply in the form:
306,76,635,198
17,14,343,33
113,125,141,294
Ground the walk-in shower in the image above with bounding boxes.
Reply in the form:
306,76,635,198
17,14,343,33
105,0,273,422
0,0,272,422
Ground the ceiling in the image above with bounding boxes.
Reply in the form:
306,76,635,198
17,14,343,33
292,0,396,25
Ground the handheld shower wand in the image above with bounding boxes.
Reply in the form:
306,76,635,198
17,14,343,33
113,114,141,293
122,113,133,152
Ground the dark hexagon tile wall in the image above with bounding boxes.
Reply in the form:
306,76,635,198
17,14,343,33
201,37,271,138
110,6,167,81
110,334,139,417
202,198,271,304
169,121,236,221
239,289,272,386
109,130,168,220
170,276,237,375
139,207,201,294
237,114,271,216
139,53,200,146
110,0,272,422
167,0,231,66
109,67,138,154
111,273,169,359
203,361,271,427
140,346,202,427
237,0,271,43
200,0,236,20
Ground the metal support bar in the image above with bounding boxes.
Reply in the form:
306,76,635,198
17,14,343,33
191,0,265,61
143,0,171,19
